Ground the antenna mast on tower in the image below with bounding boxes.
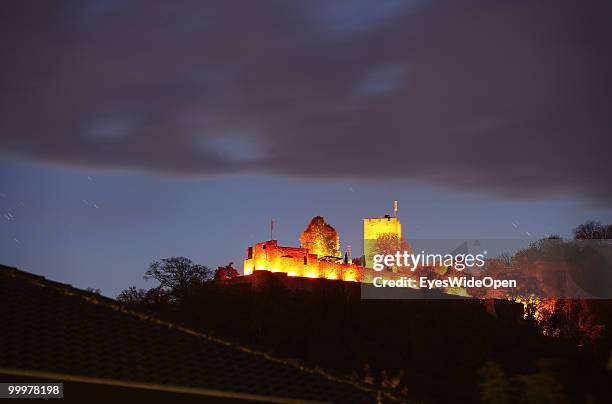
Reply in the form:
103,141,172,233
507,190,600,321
393,200,398,217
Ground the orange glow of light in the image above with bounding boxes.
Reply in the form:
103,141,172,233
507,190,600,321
445,287,469,297
244,240,365,283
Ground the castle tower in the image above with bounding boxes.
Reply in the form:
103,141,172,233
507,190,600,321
363,202,402,268
363,215,402,240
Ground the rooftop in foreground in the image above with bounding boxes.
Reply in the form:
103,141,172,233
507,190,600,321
0,264,399,403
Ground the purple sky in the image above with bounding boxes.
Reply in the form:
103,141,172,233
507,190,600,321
1,0,611,296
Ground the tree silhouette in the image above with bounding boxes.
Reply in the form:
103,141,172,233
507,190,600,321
117,286,147,304
573,221,612,239
144,256,212,299
116,285,172,310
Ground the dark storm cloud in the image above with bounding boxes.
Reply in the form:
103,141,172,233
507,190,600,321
1,0,611,203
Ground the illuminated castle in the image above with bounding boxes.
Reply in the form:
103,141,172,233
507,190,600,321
243,202,402,282
243,239,362,282
363,200,402,262
363,212,401,242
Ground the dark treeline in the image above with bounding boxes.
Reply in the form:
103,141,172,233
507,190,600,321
117,222,612,403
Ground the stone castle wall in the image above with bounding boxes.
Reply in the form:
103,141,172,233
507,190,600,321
244,240,363,282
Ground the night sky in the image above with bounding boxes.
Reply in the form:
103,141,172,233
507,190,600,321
1,0,611,296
